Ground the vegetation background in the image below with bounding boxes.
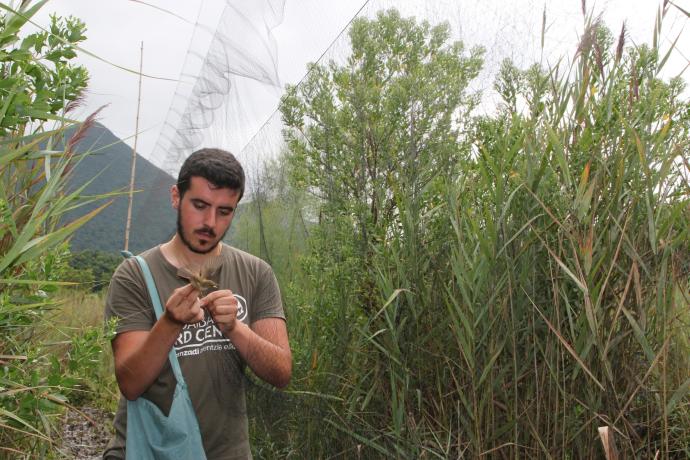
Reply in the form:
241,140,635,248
0,1,688,459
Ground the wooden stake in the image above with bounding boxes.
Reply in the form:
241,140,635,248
598,426,619,460
125,42,144,252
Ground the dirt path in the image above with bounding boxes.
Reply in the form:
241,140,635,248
57,406,113,459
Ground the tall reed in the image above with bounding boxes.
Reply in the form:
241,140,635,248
268,7,689,459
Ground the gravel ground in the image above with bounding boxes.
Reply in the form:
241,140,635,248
57,406,113,459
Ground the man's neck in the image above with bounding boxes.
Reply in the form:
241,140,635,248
160,234,221,269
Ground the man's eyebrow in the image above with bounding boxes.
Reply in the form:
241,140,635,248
191,198,234,211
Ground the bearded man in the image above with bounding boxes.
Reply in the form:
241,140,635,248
103,148,291,459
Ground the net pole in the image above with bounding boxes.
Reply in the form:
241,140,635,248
125,41,144,252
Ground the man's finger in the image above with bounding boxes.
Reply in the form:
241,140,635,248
205,298,237,317
183,284,200,302
201,289,233,304
177,285,201,307
167,284,196,305
192,308,204,323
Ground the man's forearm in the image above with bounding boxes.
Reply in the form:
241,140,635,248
226,320,292,388
113,312,185,400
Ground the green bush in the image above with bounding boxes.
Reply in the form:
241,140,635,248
67,250,121,292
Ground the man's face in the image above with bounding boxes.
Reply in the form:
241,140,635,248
172,176,240,254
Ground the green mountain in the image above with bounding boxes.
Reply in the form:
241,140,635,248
65,122,176,254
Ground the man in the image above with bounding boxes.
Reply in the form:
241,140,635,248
103,148,291,459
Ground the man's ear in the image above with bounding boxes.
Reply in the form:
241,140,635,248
171,185,180,209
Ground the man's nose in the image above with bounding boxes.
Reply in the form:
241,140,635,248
204,208,216,227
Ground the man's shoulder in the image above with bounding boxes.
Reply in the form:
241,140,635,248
138,245,162,261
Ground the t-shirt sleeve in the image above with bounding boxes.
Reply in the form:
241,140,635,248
104,258,156,335
250,262,285,323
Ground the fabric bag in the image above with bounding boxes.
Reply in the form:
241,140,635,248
124,253,207,460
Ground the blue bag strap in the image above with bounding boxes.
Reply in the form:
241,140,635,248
121,251,188,389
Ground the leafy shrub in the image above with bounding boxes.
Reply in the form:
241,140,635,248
0,2,112,455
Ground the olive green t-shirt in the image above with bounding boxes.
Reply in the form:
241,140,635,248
103,244,285,460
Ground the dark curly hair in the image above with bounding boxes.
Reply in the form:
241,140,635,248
177,148,245,201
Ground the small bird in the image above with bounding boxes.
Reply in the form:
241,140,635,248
177,261,218,293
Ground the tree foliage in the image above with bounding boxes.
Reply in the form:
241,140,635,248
282,9,482,246
0,1,88,135
280,10,483,349
67,249,121,292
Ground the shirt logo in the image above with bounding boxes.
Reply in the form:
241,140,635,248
173,293,249,357
235,294,248,322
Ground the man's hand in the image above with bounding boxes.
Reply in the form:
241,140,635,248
165,284,204,324
201,289,238,334
202,289,292,389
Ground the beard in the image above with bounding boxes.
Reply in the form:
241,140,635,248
176,207,230,254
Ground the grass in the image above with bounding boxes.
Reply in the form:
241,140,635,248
41,289,118,410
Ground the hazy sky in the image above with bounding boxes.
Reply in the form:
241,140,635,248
31,0,689,169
